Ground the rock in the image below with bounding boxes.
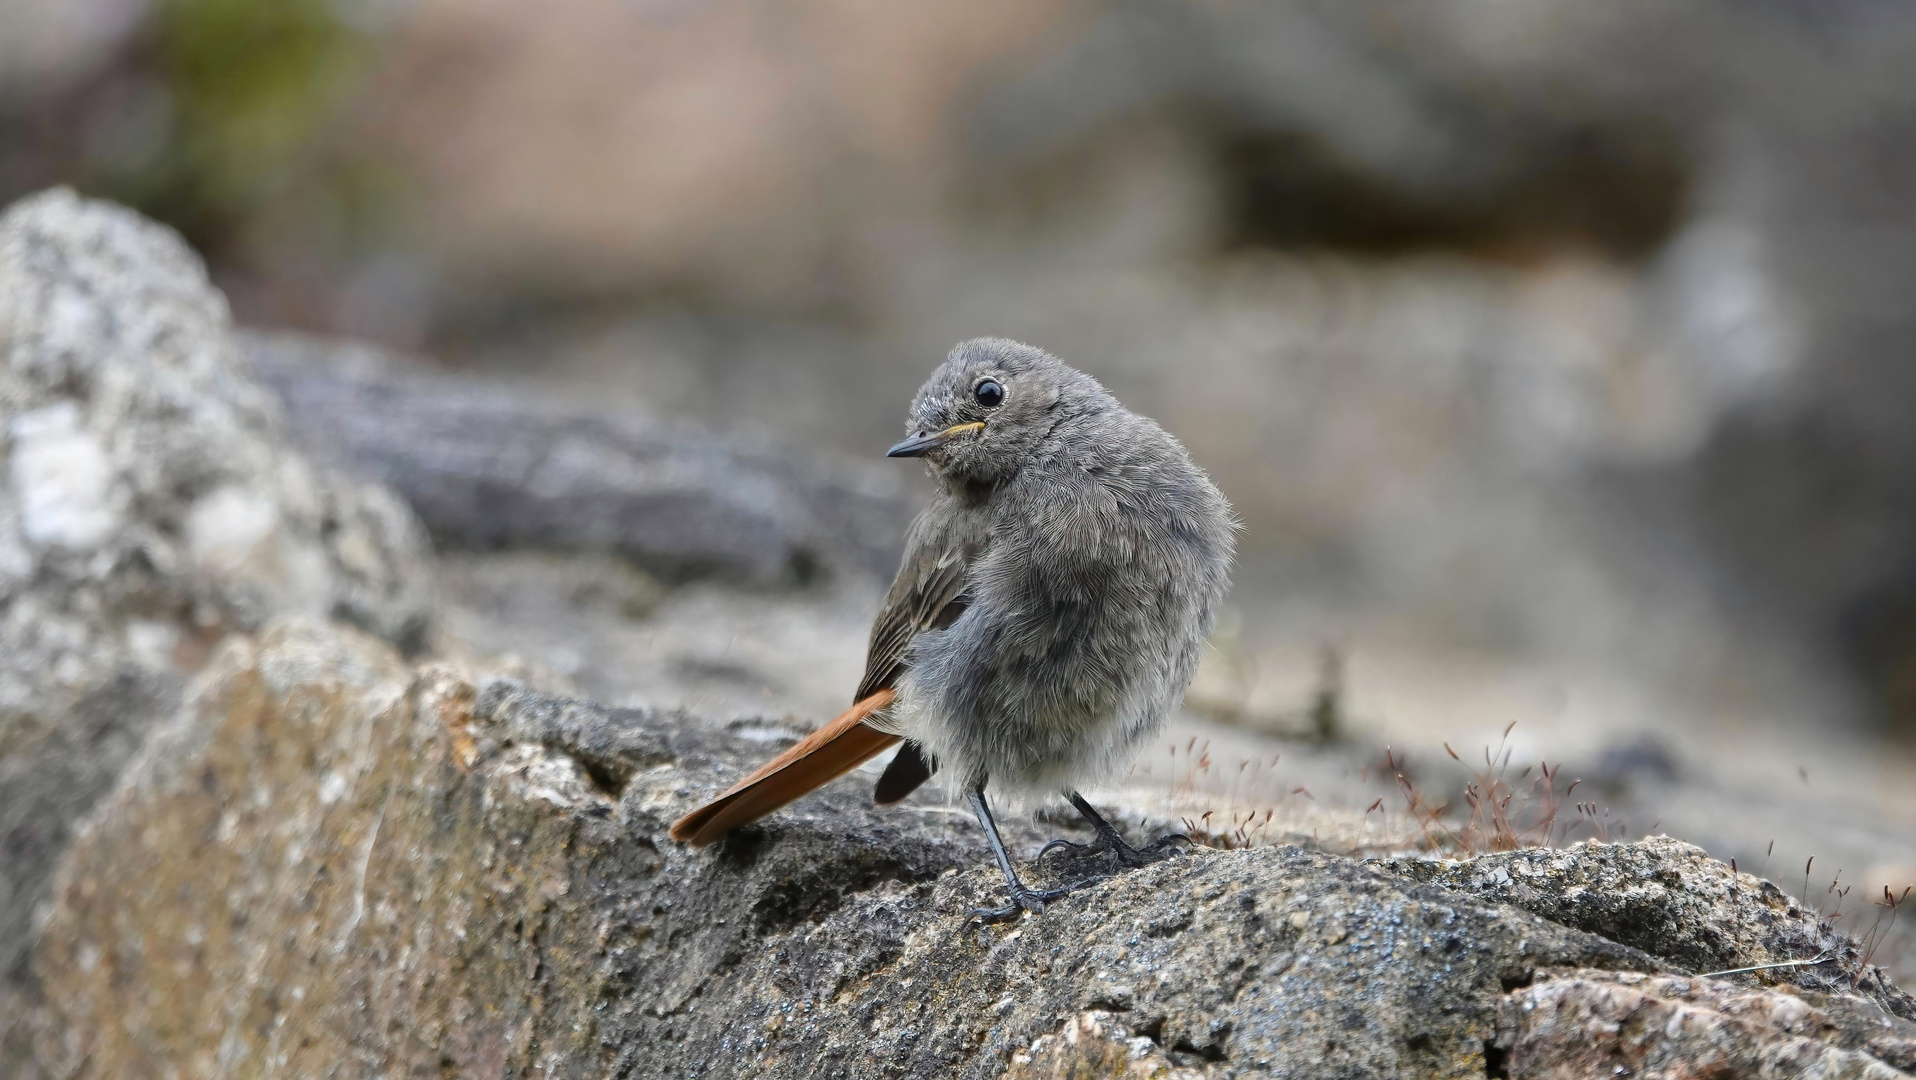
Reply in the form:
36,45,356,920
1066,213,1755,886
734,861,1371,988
1003,1010,1203,1079
1390,839,1913,1020
971,2,1697,256
0,189,433,1026
32,618,1916,1078
1497,970,1916,1079
242,330,915,585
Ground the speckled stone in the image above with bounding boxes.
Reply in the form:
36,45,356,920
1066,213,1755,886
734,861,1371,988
32,620,1916,1078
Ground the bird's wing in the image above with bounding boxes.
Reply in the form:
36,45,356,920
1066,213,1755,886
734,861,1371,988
856,521,981,702
668,508,984,845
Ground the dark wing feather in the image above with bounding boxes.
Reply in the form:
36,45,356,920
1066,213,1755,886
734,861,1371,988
854,510,987,802
854,525,981,701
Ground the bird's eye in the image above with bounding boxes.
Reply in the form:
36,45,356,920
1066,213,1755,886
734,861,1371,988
974,379,1004,407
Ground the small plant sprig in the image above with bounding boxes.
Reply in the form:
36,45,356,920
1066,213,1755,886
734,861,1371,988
1855,884,1913,989
1382,723,1615,856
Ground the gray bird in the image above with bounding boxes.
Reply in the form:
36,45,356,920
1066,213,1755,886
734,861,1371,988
671,338,1235,920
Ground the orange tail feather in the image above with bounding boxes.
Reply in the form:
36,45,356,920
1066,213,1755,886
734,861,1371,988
668,688,899,846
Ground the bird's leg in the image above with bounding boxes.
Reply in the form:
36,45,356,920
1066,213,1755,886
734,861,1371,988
1040,791,1191,870
966,786,1083,923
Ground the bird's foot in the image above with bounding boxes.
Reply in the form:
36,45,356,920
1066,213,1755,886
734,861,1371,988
967,879,1087,924
1040,829,1191,871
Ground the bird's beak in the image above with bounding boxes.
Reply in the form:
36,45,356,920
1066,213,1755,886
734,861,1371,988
886,421,984,458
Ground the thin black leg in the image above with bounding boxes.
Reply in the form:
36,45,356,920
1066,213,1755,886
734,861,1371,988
1039,790,1191,870
966,786,1082,923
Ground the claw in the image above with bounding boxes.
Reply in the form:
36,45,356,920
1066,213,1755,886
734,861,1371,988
1039,829,1190,872
1038,837,1088,864
1127,831,1194,865
969,901,1026,924
967,881,1085,923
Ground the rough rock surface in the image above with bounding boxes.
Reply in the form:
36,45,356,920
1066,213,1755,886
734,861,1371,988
1497,969,1916,1079
1391,842,1913,1019
243,330,914,585
0,191,433,1015
33,620,1916,1078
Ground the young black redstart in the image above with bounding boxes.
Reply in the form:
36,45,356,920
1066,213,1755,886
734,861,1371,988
671,338,1234,920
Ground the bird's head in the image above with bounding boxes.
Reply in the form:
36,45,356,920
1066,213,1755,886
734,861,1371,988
887,338,1080,484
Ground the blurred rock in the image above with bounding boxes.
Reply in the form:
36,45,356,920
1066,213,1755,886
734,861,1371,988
0,189,433,1040
242,330,914,584
30,618,1915,1077
969,3,1699,257
1592,733,1683,788
0,0,150,98
351,0,1079,310
429,549,885,723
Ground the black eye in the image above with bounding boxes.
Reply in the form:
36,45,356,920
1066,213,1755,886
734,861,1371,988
974,379,1004,407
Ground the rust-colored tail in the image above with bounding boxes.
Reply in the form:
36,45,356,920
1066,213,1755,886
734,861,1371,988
668,689,899,846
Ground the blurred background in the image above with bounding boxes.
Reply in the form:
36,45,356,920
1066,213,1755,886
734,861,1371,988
6,0,1916,972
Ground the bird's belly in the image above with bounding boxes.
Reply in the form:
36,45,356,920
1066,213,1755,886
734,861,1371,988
897,602,1187,798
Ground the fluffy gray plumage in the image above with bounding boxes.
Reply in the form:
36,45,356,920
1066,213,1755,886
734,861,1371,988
867,338,1235,803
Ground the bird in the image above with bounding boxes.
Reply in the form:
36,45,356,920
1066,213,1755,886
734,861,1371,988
670,337,1234,921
